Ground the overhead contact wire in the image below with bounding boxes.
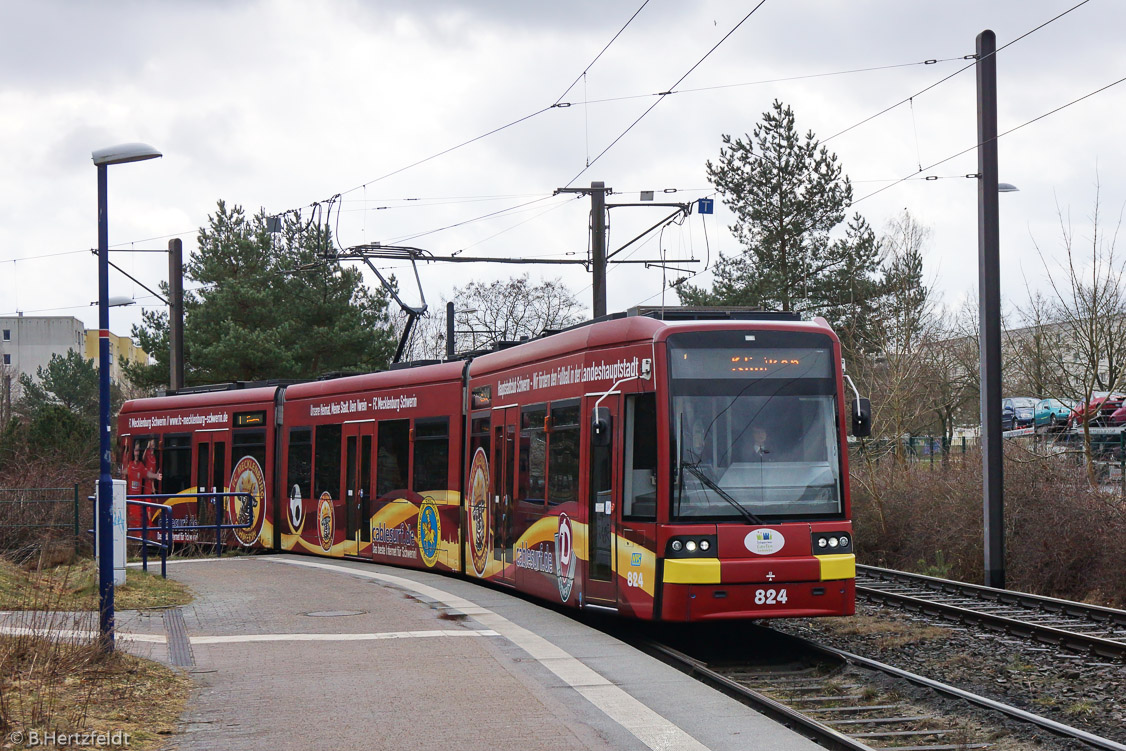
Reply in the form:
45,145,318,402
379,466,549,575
564,0,769,188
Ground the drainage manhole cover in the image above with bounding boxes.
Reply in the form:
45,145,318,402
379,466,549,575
303,610,367,617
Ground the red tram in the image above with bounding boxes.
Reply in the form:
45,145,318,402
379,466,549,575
117,310,867,621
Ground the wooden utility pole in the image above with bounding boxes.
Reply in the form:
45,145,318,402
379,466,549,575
556,182,612,318
168,238,184,391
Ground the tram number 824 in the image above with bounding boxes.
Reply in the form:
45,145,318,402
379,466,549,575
755,588,788,605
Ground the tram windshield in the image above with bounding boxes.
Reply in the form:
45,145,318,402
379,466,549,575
668,331,843,521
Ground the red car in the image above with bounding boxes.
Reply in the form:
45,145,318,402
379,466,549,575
1070,392,1126,427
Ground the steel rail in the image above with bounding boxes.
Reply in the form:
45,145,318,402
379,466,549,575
856,565,1126,661
639,640,876,751
858,564,1126,625
785,631,1126,751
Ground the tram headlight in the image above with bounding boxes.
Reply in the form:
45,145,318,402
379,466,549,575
666,535,717,557
812,531,852,553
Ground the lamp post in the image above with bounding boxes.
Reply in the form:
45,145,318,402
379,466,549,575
92,142,161,651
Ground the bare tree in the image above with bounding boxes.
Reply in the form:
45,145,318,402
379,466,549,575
1021,180,1126,484
852,211,943,462
398,274,584,361
920,300,980,451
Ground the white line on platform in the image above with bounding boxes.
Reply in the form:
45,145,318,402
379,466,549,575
126,557,249,568
273,556,713,751
0,625,166,643
191,629,499,644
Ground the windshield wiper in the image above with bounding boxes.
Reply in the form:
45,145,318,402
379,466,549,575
682,463,764,525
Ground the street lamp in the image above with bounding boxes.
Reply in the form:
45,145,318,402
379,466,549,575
92,142,161,651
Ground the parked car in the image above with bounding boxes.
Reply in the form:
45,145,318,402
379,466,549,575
1069,392,1126,428
1001,397,1037,431
1107,400,1126,427
1034,398,1075,431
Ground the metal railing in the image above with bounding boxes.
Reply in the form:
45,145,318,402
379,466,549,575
129,498,173,578
86,491,257,579
127,491,257,559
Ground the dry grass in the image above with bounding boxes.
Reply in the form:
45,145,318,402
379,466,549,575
822,614,953,648
850,444,1126,607
0,552,194,748
0,635,191,749
0,557,191,612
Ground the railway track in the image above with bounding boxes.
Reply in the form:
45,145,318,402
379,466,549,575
855,565,1126,661
638,624,1126,751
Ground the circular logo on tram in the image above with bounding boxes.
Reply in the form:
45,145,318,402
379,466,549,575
228,456,265,546
288,484,305,534
317,492,335,552
745,528,785,555
417,499,441,568
553,513,576,603
467,447,490,577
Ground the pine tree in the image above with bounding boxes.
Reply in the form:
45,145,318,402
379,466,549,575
679,100,882,347
124,200,396,390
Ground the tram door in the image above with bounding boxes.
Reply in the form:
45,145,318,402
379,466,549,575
583,395,620,607
490,407,518,584
192,431,228,532
342,421,374,557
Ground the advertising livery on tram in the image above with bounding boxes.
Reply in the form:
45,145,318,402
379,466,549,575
117,309,870,622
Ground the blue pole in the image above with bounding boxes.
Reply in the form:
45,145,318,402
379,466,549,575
141,502,148,573
96,163,115,652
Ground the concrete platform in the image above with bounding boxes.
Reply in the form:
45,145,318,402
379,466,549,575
116,554,826,750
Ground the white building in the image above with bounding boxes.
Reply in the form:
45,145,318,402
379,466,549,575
1,313,85,374
0,315,145,420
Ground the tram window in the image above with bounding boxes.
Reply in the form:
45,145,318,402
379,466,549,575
233,429,266,481
623,393,658,521
376,419,409,497
469,412,490,467
412,417,449,494
121,434,158,494
287,428,313,499
548,401,580,506
314,424,342,501
212,441,227,494
162,435,192,494
520,406,547,506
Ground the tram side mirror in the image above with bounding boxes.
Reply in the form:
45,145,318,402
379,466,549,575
851,397,872,438
591,407,612,448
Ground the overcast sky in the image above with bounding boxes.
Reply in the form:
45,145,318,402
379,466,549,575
2,0,1124,342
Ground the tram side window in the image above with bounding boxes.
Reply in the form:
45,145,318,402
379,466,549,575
520,406,547,506
376,419,409,497
162,435,193,494
287,428,313,499
233,430,265,477
623,393,658,521
548,402,580,506
469,414,490,467
314,424,342,501
412,417,449,494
